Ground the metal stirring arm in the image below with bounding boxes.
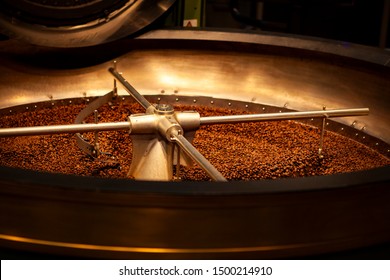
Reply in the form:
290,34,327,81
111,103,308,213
171,132,227,182
108,67,154,111
199,108,369,125
0,107,368,137
0,121,131,137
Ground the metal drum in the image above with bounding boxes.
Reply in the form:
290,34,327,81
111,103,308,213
0,0,176,47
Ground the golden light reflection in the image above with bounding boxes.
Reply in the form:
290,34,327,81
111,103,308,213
0,233,334,254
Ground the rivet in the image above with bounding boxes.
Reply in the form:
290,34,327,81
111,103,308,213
86,99,90,102
193,99,197,103
362,136,366,139
9,109,12,113
26,106,29,110
228,102,232,106
245,104,249,108
175,98,179,102
51,102,55,106
122,97,125,101
341,127,344,131
355,133,359,136
326,122,329,126
310,118,314,121
210,100,214,104
262,107,266,111
375,143,379,146
157,97,161,101
69,100,72,104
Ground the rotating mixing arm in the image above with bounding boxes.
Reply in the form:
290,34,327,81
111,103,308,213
199,108,369,125
0,121,131,137
108,67,154,111
170,132,227,182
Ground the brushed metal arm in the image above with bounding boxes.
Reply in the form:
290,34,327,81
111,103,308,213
199,108,369,125
171,132,227,182
0,122,131,137
108,67,154,110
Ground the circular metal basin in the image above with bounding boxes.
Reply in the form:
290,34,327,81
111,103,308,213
0,30,389,258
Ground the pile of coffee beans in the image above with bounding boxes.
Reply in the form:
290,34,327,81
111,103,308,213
0,102,388,181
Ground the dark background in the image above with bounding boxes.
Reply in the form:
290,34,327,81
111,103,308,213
166,0,390,48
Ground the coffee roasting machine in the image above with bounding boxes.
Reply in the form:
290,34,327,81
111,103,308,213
0,0,389,259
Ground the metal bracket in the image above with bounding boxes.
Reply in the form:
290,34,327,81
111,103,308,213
74,90,116,157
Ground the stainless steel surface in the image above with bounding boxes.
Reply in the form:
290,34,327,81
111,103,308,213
0,0,176,47
0,30,388,144
172,133,227,182
199,108,369,125
128,134,175,181
0,121,131,137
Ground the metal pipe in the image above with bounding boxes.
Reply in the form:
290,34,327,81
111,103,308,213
318,106,327,158
199,108,369,125
172,133,227,182
0,122,131,137
108,67,153,110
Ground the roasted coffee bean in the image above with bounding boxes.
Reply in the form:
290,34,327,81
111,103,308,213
0,103,388,181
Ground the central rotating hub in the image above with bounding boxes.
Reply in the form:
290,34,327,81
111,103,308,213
127,103,203,181
155,104,174,114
